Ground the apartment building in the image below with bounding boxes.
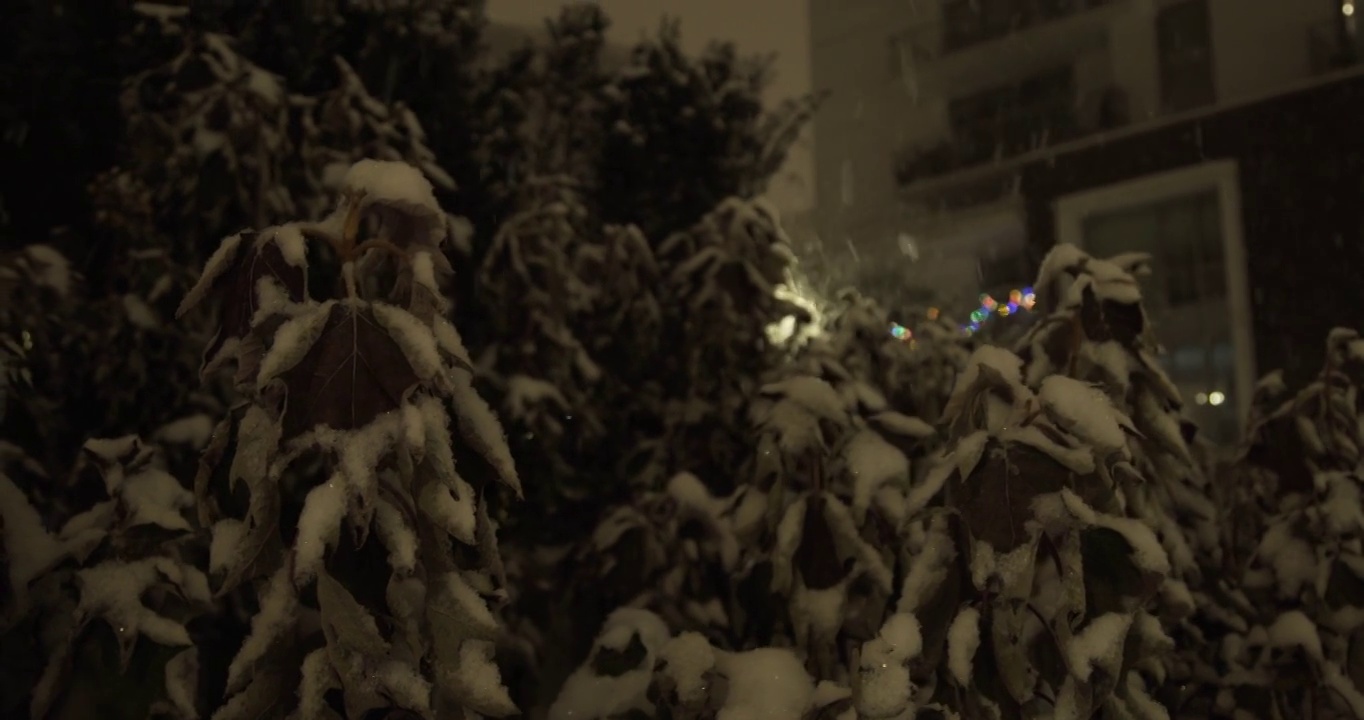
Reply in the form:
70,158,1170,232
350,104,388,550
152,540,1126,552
809,0,1364,441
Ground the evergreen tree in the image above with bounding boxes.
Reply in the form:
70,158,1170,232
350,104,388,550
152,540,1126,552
595,20,824,241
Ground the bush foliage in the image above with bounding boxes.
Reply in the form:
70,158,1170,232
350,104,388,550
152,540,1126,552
1,3,1361,720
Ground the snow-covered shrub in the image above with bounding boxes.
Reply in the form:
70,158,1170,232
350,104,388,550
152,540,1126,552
1208,328,1364,718
1018,246,1218,571
1,436,212,719
549,608,831,720
178,159,523,718
1014,245,1227,711
893,345,1175,717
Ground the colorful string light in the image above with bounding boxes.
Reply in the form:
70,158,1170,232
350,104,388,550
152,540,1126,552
887,286,1037,342
962,286,1035,335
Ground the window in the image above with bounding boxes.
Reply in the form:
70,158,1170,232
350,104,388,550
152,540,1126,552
941,0,1113,52
1157,0,1216,112
1083,190,1224,310
1055,162,1255,444
948,66,1079,165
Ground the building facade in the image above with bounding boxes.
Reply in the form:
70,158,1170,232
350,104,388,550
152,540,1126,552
809,0,1364,440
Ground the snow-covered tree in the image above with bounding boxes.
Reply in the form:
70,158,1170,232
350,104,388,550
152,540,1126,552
595,20,824,241
178,160,523,718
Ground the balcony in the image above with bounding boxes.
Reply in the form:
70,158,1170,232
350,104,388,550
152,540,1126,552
893,82,1130,193
891,0,1130,98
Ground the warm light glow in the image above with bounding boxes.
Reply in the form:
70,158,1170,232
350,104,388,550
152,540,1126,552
1195,392,1208,406
1208,391,1226,407
768,281,825,346
1345,1,1355,17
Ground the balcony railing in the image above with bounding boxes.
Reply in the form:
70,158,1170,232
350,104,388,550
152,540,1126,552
893,0,1119,66
894,84,1130,189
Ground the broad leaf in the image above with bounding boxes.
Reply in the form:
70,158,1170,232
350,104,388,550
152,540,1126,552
950,441,1068,552
179,231,308,375
265,301,422,441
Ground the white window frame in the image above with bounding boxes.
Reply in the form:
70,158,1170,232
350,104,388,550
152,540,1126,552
1053,159,1256,426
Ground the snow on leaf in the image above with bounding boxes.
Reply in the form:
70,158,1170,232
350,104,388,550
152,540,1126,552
123,293,160,329
294,474,348,585
297,648,344,720
225,565,297,694
897,516,956,614
21,244,72,296
76,559,197,666
448,373,523,497
343,159,443,232
262,301,422,441
1067,612,1133,683
717,647,815,720
420,477,485,545
163,647,200,720
209,519,245,575
154,414,216,449
81,435,152,493
120,468,194,531
374,498,418,574
1062,490,1171,576
954,430,990,480
179,231,308,374
657,632,717,706
869,410,935,440
371,302,443,383
428,570,500,642
1038,375,1131,454
1266,610,1324,661
761,375,847,423
856,615,916,718
947,606,981,686
443,639,517,717
431,316,475,373
846,429,909,522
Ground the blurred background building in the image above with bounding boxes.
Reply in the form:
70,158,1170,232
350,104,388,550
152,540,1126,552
809,0,1364,440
